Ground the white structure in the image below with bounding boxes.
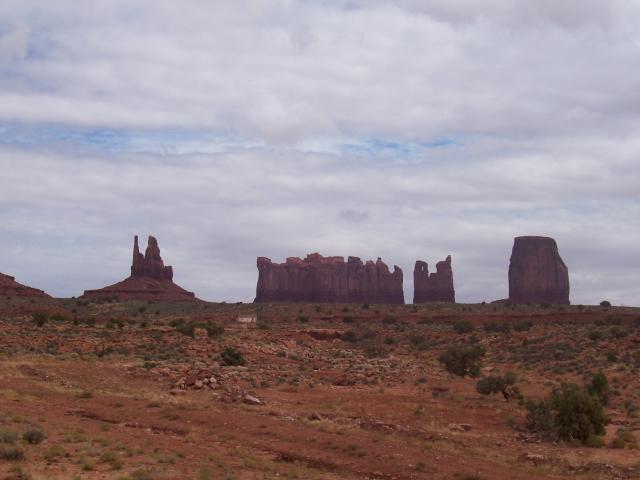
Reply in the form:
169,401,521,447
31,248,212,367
237,314,257,324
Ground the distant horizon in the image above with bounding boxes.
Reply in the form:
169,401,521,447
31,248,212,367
2,232,634,307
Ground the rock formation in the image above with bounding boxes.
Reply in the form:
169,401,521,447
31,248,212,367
255,253,404,304
413,256,455,303
83,235,196,302
508,236,570,305
0,272,50,298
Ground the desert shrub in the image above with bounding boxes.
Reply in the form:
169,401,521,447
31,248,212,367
610,430,638,449
452,320,474,334
513,320,533,332
0,429,17,444
483,322,510,333
361,304,370,310
600,300,611,308
526,383,608,443
588,371,609,406
382,316,396,325
22,430,45,445
297,315,309,323
342,330,357,343
32,312,48,327
588,329,603,341
50,314,67,322
220,347,245,366
171,319,223,338
438,344,485,377
408,334,428,351
44,445,67,461
0,446,24,460
363,341,389,358
609,326,629,339
476,372,516,395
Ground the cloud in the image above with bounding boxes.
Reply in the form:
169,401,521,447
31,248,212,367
0,1,638,305
0,23,29,61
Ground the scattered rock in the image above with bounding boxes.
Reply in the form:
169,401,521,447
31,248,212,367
242,394,263,405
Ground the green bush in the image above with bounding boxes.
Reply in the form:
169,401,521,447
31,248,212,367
600,300,611,308
526,383,608,444
0,445,24,460
483,322,510,333
438,344,485,377
452,320,475,334
476,372,516,395
588,371,609,406
220,347,246,366
22,430,45,445
32,312,48,327
513,320,533,332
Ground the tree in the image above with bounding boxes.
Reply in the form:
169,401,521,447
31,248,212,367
438,344,485,377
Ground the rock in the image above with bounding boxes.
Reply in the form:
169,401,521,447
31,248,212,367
83,235,196,302
413,256,455,303
448,423,472,432
0,272,50,298
306,329,343,341
242,393,262,405
508,236,570,305
521,453,547,464
194,380,204,389
254,253,404,304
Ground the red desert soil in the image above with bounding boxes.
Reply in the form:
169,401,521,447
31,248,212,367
1,297,639,479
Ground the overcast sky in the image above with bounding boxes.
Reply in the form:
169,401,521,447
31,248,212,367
1,1,639,305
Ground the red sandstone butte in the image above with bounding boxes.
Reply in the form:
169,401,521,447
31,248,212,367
255,253,404,304
0,272,50,298
413,256,455,303
508,236,570,305
83,235,196,302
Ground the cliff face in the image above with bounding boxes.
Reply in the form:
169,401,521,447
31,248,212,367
0,272,50,298
413,256,455,303
84,235,196,302
508,236,570,305
255,253,404,304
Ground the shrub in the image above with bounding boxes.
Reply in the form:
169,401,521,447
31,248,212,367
220,347,245,366
342,330,357,343
32,312,48,327
452,320,474,334
476,372,516,395
600,300,611,308
513,320,533,332
588,371,609,406
526,383,608,443
22,430,45,445
588,330,603,341
483,322,510,333
0,429,18,444
438,344,485,377
0,446,24,460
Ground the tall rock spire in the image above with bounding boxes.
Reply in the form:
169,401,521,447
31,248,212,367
413,255,455,303
508,236,570,305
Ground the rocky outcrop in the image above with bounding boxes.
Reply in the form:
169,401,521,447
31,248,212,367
0,272,50,298
508,236,569,305
413,256,455,303
255,253,404,304
83,235,196,302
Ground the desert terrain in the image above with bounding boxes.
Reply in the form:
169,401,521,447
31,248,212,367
1,297,639,480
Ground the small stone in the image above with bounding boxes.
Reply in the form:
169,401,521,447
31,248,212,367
242,394,262,405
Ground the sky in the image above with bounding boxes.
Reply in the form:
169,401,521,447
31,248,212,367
0,0,639,305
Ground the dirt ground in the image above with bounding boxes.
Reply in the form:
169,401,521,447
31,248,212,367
1,297,639,479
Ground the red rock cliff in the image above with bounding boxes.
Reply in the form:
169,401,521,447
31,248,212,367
413,256,455,303
255,253,404,304
0,272,50,298
84,235,195,302
508,236,570,305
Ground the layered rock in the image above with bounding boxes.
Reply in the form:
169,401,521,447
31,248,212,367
84,235,196,302
413,256,455,303
508,236,570,305
0,272,50,298
255,253,404,304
